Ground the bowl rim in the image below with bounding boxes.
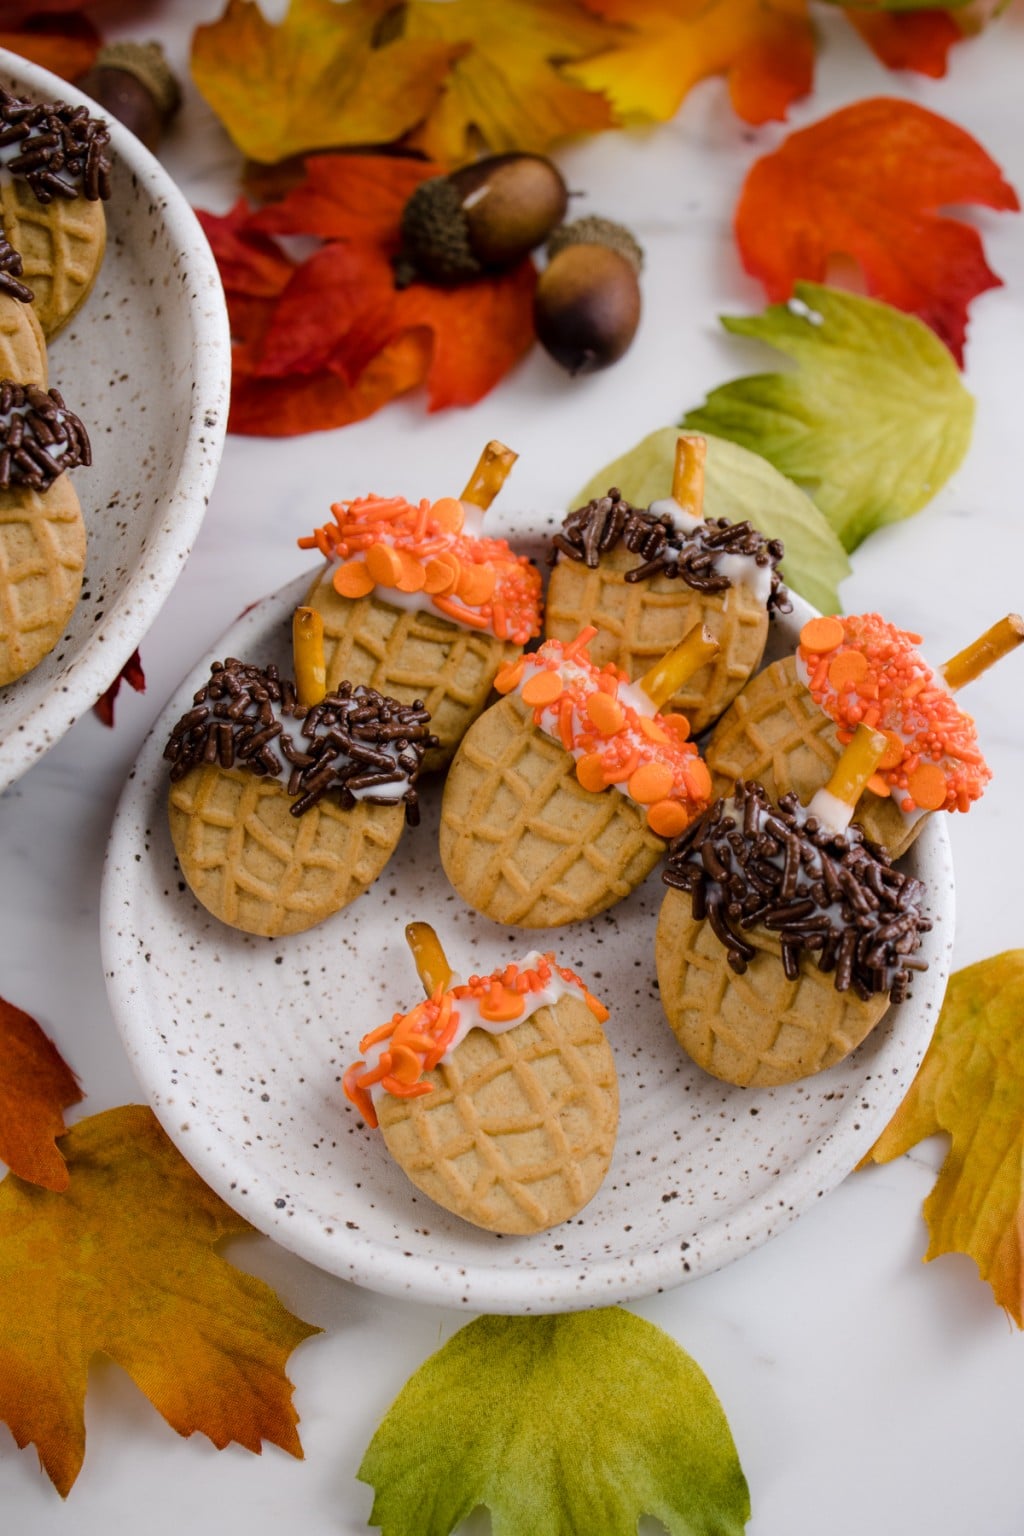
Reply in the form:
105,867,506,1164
0,46,231,791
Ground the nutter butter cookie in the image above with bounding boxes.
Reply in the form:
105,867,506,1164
0,86,112,338
344,924,618,1235
165,655,436,937
656,734,932,1087
545,435,790,733
298,441,542,767
439,624,714,927
0,379,91,686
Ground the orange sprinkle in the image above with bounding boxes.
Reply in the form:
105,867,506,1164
682,758,712,801
478,984,526,1023
647,799,691,839
865,772,891,798
828,651,869,690
365,542,405,588
333,560,375,599
576,752,608,793
639,717,670,745
494,658,526,694
801,616,845,652
660,714,691,743
433,595,492,629
395,550,427,594
907,761,948,811
587,692,626,736
628,761,674,804
521,669,564,707
878,730,905,770
431,496,464,532
603,748,640,785
457,562,497,606
423,553,459,594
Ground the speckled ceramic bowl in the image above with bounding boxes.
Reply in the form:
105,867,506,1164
0,49,229,790
102,564,955,1314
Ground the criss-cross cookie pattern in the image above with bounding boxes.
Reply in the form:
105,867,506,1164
168,764,404,936
656,889,888,1087
0,295,45,385
546,545,768,733
440,694,663,927
378,996,618,1234
0,479,84,684
0,179,105,338
705,655,917,855
307,570,516,763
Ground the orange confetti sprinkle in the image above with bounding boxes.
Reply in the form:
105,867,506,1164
521,669,564,707
431,496,464,532
456,562,497,606
628,761,675,804
907,761,949,811
423,554,458,594
587,692,626,736
576,753,608,793
333,560,375,599
477,984,526,1023
365,541,405,587
647,800,691,839
801,616,845,652
828,651,869,689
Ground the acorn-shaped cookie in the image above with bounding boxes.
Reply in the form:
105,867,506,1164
705,611,1021,858
0,86,111,338
298,441,541,769
164,611,437,937
343,923,618,1235
440,623,716,927
545,435,789,734
657,728,931,1087
0,380,91,687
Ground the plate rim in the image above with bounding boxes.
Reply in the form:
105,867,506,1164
101,569,955,1313
0,46,231,791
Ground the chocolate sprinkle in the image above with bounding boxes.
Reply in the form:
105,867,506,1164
551,488,791,616
163,660,437,823
662,782,930,1002
0,87,112,204
0,381,91,491
0,226,31,304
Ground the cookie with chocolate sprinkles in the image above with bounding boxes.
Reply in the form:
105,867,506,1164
545,485,790,735
0,86,111,337
0,379,90,687
165,659,438,937
654,782,931,1087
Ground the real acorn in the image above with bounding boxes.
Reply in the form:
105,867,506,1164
78,40,181,154
534,216,643,375
395,153,568,288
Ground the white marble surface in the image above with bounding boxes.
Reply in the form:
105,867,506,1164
2,5,1024,1532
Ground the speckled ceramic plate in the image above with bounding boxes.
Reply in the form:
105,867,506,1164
0,49,229,790
101,568,955,1314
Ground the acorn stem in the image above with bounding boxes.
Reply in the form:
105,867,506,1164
638,622,719,710
941,614,1024,691
405,923,454,997
292,606,327,708
460,440,518,509
671,435,707,518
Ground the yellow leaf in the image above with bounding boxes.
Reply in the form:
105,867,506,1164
0,1105,320,1496
864,952,1024,1325
401,0,617,163
567,0,814,127
191,0,459,164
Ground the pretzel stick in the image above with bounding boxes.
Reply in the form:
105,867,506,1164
405,922,454,997
941,614,1024,691
671,434,707,518
460,440,518,509
292,606,327,708
637,622,719,711
806,724,888,834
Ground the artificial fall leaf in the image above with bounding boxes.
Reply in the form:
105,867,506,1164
200,155,536,435
734,98,1019,364
0,13,99,81
359,1309,750,1536
863,953,1024,1325
573,428,851,615
0,995,81,1192
191,0,458,165
683,282,975,552
93,648,145,727
570,0,814,127
400,0,617,164
845,9,966,76
0,1104,320,1496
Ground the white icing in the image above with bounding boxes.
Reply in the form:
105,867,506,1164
337,500,492,630
805,786,854,836
265,691,413,803
647,496,773,604
361,952,588,1101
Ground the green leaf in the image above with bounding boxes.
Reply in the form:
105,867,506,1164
573,427,851,615
358,1309,751,1536
682,282,975,553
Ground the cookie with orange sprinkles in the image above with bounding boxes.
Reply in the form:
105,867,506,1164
439,624,715,928
343,924,618,1235
297,441,542,768
705,612,1021,859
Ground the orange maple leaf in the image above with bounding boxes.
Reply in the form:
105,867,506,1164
0,995,82,1192
400,0,617,163
191,0,459,165
734,97,1019,363
0,1105,320,1495
844,8,966,77
863,953,1024,1325
569,0,814,127
199,154,536,435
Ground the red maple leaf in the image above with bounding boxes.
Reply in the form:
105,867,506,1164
199,154,537,437
845,9,965,78
93,648,145,727
734,97,1020,365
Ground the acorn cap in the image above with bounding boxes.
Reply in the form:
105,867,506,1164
547,215,644,274
93,41,182,122
395,177,481,289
